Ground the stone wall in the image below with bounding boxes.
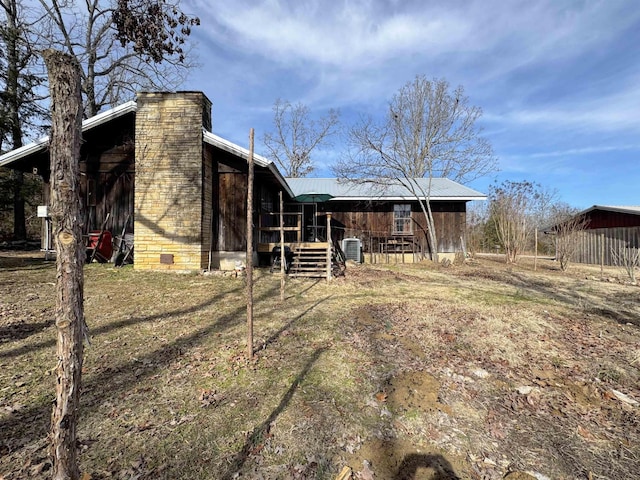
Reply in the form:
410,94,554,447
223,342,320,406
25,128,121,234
134,92,212,271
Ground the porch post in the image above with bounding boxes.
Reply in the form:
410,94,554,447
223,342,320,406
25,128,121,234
326,213,332,281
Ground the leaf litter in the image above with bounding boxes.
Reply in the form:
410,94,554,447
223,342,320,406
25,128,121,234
0,251,639,479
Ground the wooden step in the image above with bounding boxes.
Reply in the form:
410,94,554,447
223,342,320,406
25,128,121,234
288,243,333,279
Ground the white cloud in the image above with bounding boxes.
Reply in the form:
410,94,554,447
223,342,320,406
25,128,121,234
182,0,640,207
188,0,640,110
192,0,471,67
484,77,640,135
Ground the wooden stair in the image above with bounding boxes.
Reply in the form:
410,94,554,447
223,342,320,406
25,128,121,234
289,243,330,278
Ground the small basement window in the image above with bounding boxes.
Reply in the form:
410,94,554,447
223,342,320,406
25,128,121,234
393,204,412,235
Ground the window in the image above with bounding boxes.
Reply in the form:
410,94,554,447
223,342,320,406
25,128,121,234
393,204,412,234
260,185,274,212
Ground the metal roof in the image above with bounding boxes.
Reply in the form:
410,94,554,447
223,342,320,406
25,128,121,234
285,177,486,201
0,101,137,168
579,205,640,216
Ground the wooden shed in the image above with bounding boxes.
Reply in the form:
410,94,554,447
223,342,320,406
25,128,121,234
565,206,640,266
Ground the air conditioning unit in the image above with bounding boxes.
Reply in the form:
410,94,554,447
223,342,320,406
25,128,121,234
342,238,362,263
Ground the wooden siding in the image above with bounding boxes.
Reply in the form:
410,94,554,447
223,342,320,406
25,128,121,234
585,210,640,229
218,171,247,252
572,227,640,266
201,146,216,266
325,200,466,254
79,143,135,238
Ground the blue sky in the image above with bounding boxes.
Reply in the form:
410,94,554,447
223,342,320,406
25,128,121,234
181,0,640,209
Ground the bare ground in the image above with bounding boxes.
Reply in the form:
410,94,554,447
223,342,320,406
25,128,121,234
0,251,639,479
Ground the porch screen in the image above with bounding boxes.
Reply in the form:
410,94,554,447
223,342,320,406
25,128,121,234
393,204,412,234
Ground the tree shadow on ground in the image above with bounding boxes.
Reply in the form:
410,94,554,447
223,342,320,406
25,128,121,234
590,307,639,327
257,294,332,354
0,253,53,272
0,284,241,360
0,281,272,449
220,346,328,480
0,319,54,344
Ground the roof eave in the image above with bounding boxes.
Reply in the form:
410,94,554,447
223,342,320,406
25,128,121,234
329,195,487,202
580,205,640,216
203,131,293,197
0,100,138,168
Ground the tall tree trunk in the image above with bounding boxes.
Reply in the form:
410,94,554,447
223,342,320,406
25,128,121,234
5,0,26,240
43,49,86,480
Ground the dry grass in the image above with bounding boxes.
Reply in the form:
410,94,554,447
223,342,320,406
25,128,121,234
1,251,639,479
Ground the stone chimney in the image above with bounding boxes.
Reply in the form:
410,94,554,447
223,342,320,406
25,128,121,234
134,91,212,271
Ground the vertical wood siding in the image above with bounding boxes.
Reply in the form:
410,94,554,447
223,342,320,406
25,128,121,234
218,171,248,251
573,227,640,266
327,200,466,253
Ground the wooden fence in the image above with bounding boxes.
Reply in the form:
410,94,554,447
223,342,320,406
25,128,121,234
572,227,640,266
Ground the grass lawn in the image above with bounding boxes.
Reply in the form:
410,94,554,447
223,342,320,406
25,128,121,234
1,252,639,479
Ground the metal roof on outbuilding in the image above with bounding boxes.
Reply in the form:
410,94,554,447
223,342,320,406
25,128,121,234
579,205,640,216
285,177,486,201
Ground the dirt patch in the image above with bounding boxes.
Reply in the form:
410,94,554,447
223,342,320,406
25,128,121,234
346,372,462,478
382,371,450,416
348,438,467,480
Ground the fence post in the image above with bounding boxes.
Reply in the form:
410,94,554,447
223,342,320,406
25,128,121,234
326,213,332,281
600,232,605,279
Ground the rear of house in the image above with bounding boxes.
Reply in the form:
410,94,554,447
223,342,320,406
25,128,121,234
1,90,486,273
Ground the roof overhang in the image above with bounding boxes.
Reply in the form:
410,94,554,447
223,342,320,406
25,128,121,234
203,131,293,197
329,195,487,202
578,205,640,216
0,101,138,169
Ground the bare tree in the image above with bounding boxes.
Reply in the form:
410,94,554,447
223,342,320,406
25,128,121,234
489,180,542,264
0,0,47,239
334,75,496,262
465,201,490,257
611,244,640,284
263,99,339,178
548,205,589,271
36,0,199,116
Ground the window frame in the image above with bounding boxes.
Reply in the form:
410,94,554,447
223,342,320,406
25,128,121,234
393,203,413,235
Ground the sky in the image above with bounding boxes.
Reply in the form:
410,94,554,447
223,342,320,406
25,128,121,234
180,0,640,209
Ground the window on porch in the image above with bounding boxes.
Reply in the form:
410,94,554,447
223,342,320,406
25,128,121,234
393,204,412,235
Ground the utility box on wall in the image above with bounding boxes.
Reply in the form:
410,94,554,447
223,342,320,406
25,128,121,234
37,205,49,217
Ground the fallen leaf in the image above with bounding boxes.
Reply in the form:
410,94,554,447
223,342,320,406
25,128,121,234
335,465,352,480
577,425,596,441
375,392,387,402
611,389,639,406
517,386,534,395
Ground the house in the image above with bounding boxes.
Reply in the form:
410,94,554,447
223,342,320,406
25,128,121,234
0,91,485,274
550,205,640,266
280,178,484,260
